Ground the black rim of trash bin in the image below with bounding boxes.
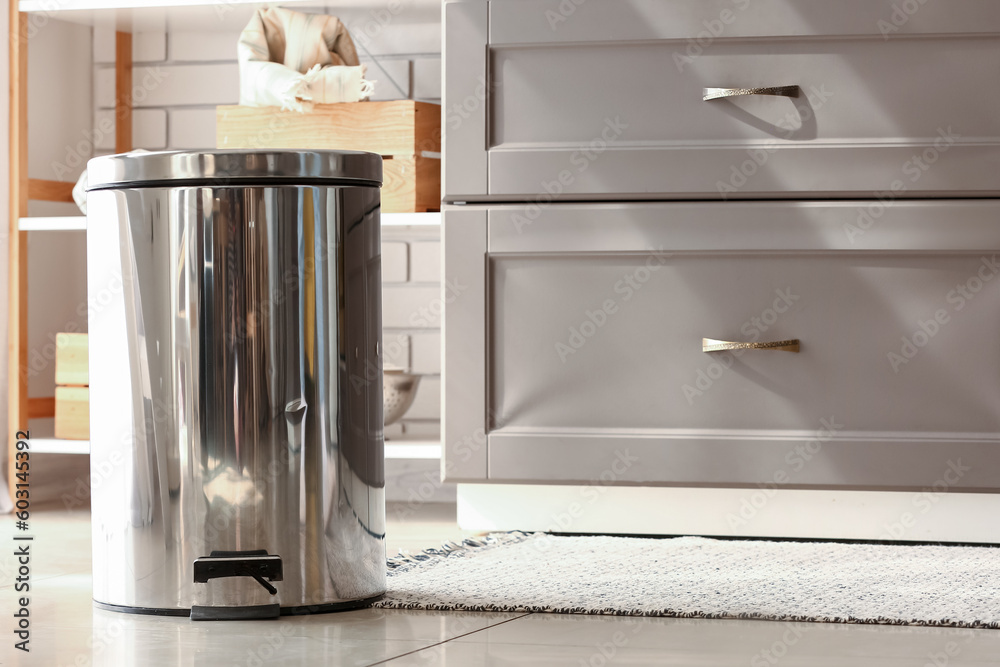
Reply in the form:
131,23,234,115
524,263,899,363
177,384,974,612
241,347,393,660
85,149,384,190
86,176,382,192
92,593,384,618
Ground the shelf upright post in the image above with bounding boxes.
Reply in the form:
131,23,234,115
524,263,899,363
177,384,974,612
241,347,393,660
8,3,29,502
115,31,132,153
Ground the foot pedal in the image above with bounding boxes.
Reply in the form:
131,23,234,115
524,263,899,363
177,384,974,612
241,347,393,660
191,549,283,621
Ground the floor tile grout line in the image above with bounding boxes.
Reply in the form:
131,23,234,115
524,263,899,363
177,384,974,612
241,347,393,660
363,612,535,666
1,571,92,590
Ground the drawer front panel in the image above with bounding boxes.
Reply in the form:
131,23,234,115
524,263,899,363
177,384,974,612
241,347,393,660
489,0,1000,44
490,252,1000,434
491,39,998,148
443,0,1000,199
440,201,1000,489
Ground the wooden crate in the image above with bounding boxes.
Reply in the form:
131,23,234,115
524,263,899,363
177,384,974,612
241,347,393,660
55,386,89,441
216,101,441,213
55,332,88,386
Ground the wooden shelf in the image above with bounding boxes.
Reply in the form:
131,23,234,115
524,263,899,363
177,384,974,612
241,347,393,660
20,0,347,9
29,438,90,455
382,212,439,227
19,216,86,231
17,1,437,31
385,441,441,460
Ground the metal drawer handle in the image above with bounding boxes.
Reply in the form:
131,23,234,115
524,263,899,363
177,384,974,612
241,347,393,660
703,85,800,101
702,338,800,353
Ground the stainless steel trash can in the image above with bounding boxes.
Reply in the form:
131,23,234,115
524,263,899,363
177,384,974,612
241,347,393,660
85,150,386,619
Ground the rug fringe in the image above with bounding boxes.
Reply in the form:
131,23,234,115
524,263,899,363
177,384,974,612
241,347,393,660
376,533,1000,629
385,530,538,574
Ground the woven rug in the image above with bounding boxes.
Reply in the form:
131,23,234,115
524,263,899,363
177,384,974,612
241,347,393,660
375,532,1000,628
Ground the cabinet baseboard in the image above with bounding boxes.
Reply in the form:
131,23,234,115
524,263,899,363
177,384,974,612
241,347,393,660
457,484,1000,544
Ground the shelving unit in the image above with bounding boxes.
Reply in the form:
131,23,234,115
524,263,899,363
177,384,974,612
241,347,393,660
8,1,443,501
8,5,133,493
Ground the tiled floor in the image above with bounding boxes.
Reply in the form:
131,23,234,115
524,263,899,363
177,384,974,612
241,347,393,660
4,504,1000,666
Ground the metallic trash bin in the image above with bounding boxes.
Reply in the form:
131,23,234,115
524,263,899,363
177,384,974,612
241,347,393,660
85,150,386,619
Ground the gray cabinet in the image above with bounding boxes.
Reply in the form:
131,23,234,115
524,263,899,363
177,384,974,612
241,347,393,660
445,201,1000,492
442,0,1000,539
444,0,1000,201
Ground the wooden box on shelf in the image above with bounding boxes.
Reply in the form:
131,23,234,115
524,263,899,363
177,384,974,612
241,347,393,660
216,100,441,213
55,333,89,440
55,387,89,441
55,332,89,386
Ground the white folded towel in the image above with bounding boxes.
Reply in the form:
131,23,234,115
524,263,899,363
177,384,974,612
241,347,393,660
238,8,373,112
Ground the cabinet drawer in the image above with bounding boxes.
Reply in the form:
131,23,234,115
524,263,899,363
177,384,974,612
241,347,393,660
444,0,1000,200
443,201,1000,490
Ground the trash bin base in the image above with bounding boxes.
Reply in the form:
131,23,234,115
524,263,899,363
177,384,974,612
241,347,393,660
93,594,384,619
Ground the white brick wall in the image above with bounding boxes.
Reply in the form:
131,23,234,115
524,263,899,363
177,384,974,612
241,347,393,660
382,226,441,438
95,62,240,108
412,57,442,102
409,241,440,282
169,31,241,62
168,109,218,150
382,242,409,283
94,109,167,150
410,332,441,375
93,30,166,64
362,58,412,101
92,12,443,439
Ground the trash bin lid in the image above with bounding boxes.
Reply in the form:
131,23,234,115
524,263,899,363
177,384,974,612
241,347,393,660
86,149,382,191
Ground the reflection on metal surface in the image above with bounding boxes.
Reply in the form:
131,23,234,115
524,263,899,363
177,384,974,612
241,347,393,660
87,171,385,613
702,338,800,353
383,370,422,426
702,85,800,101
